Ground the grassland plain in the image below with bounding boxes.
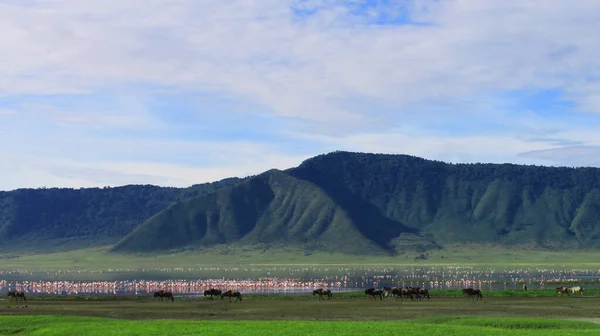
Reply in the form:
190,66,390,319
4,244,600,273
2,293,600,335
2,316,600,336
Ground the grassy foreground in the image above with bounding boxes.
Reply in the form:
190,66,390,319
1,316,599,336
3,292,600,321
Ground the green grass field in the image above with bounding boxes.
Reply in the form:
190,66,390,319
1,316,600,335
3,291,600,335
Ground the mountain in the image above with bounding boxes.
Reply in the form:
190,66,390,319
112,151,600,255
111,169,424,255
0,177,244,252
4,151,600,256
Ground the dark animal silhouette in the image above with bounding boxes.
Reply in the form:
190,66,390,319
556,286,570,296
204,288,223,299
382,286,394,298
400,287,421,301
312,288,332,300
7,290,27,305
463,288,482,300
365,287,375,299
391,287,403,300
220,290,242,303
365,288,383,300
417,288,430,301
153,290,174,302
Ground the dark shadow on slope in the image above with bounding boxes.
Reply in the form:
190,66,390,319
289,169,421,254
225,174,277,240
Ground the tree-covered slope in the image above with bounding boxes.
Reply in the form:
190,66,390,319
288,151,600,248
5,150,600,256
0,177,244,252
111,169,422,255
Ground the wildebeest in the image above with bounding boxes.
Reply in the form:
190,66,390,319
153,290,174,302
400,287,421,301
365,288,375,299
382,286,394,298
556,286,570,296
220,290,242,303
7,290,27,305
569,286,584,295
365,288,383,300
417,288,430,301
523,284,528,291
463,288,482,300
312,288,332,300
204,288,222,299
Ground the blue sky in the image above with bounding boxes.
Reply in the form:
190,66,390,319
1,0,600,190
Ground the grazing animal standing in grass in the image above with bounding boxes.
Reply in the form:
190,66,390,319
417,288,430,301
382,287,394,298
402,287,420,301
391,287,403,300
312,288,332,300
463,288,482,300
365,288,376,299
7,290,27,306
556,286,570,296
203,289,222,299
220,290,242,303
153,290,174,302
569,286,584,295
364,287,384,300
523,284,527,291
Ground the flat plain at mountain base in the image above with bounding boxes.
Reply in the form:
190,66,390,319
2,295,600,321
3,296,600,335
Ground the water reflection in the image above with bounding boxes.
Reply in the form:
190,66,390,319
1,266,599,296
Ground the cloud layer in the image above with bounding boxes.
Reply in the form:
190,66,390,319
1,0,599,190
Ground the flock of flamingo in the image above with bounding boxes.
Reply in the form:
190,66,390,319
2,266,600,298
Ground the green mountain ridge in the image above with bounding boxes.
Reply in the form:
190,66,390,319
112,169,411,255
2,151,600,256
0,178,244,253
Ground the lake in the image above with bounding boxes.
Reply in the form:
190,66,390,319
2,266,599,296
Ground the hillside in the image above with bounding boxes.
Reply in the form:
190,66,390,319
0,177,244,252
115,151,600,255
4,151,600,256
287,152,600,249
112,169,428,255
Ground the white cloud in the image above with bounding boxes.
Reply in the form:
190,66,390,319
518,146,600,167
0,139,314,190
286,128,557,165
1,0,600,189
1,0,599,118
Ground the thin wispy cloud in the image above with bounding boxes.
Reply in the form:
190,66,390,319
1,0,599,190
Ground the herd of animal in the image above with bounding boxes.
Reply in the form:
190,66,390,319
4,285,588,306
153,288,242,303
363,286,431,301
555,285,585,296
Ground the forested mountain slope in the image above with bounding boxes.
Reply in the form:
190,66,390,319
0,178,243,252
4,151,600,256
114,151,600,255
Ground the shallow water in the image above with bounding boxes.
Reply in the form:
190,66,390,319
1,266,599,296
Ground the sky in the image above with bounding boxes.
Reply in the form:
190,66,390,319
1,0,600,191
